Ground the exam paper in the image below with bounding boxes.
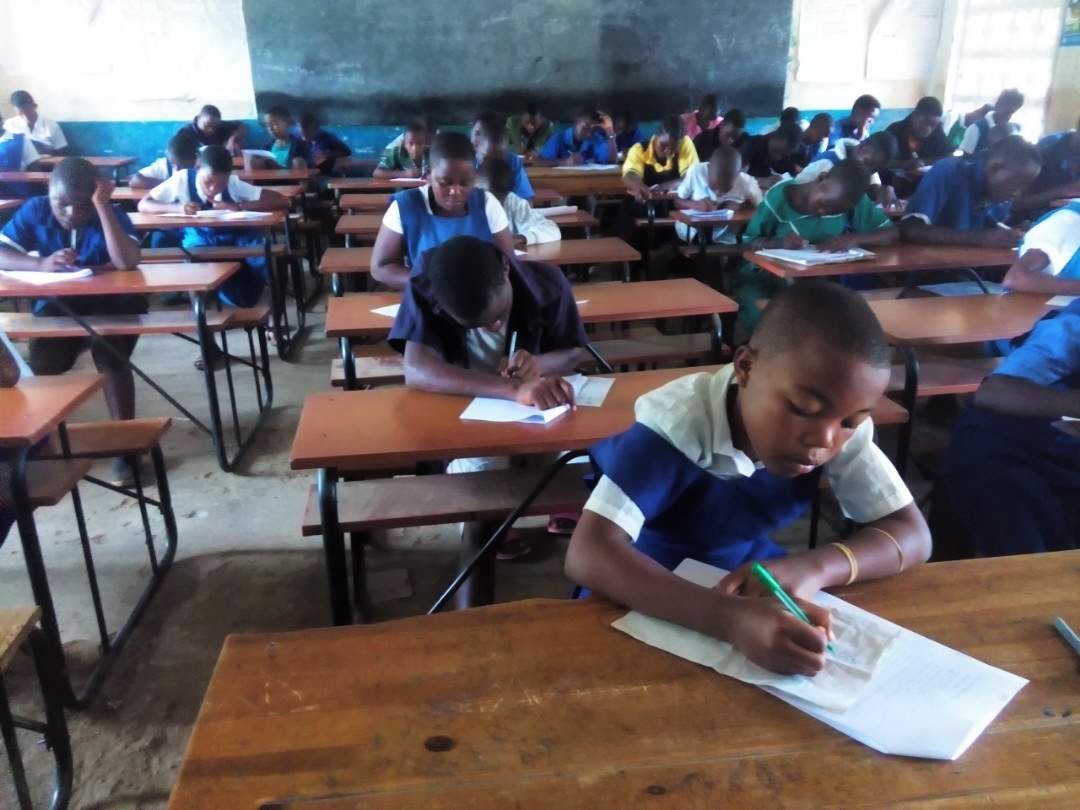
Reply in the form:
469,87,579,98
1048,295,1079,307
159,210,270,220
680,208,735,220
576,376,614,407
459,374,589,424
755,247,875,266
514,249,528,256
552,164,618,171
0,268,93,285
613,559,1027,759
538,205,578,218
371,304,400,318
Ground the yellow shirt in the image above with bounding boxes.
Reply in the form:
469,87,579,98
622,136,699,179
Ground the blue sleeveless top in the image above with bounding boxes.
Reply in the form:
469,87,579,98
395,186,493,268
589,422,820,571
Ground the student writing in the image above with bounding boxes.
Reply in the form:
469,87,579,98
506,102,551,162
1016,118,1080,213
693,109,746,163
373,120,429,179
740,123,802,189
564,281,931,676
1001,200,1080,296
482,156,560,248
830,95,880,146
260,105,309,169
673,145,761,245
681,94,722,142
471,111,534,201
537,110,616,165
622,115,699,202
881,96,951,199
795,131,900,209
371,131,514,290
297,113,352,175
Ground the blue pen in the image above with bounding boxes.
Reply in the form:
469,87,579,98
1052,617,1080,660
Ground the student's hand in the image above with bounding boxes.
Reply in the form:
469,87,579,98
725,596,831,676
523,150,537,165
182,202,200,216
982,227,1022,248
500,349,541,380
92,177,115,209
721,200,742,211
404,166,422,178
598,113,615,137
565,152,584,166
817,234,859,252
39,248,77,272
310,148,328,167
781,233,809,249
877,185,900,212
512,234,528,249
225,133,242,155
514,375,575,409
718,556,830,601
212,201,241,212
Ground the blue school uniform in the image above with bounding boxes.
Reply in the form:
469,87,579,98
942,300,1080,556
478,152,534,201
538,127,613,163
301,128,351,173
394,186,494,269
616,126,645,155
903,157,1012,231
829,116,863,146
263,134,311,168
0,197,141,313
178,171,266,308
0,134,36,198
1031,131,1080,195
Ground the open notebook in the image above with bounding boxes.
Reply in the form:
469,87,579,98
679,208,735,221
613,559,1027,760
459,373,613,424
755,247,875,266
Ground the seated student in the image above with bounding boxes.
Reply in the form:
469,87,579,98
614,110,645,159
1001,200,1080,295
1016,118,1080,213
298,112,352,174
795,113,834,168
373,119,429,178
673,145,762,245
128,131,198,190
795,131,900,209
0,159,143,437
537,110,616,165
960,89,1023,156
138,145,290,310
941,298,1080,556
0,130,42,198
733,160,898,330
471,111,534,201
946,103,992,149
565,281,930,675
506,102,552,161
740,123,802,189
482,156,560,248
371,131,514,290
258,105,309,169
778,106,801,129
882,96,951,198
693,108,746,162
681,94,722,142
830,95,880,146
622,116,699,202
0,326,33,544
902,135,1041,248
177,104,247,154
4,90,67,155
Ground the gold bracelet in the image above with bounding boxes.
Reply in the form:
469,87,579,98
829,542,858,585
865,526,905,574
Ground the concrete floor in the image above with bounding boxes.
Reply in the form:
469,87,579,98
0,295,912,808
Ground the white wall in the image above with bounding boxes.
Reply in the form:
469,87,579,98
0,0,256,121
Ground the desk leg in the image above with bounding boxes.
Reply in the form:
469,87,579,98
264,227,290,360
194,292,230,472
331,271,343,297
339,337,357,390
0,674,32,808
318,468,353,625
643,201,655,280
282,215,307,335
896,345,919,478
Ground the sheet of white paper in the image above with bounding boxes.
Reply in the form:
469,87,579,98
866,0,944,81
576,376,614,407
0,268,93,285
919,281,1009,297
756,247,875,267
459,374,588,424
371,304,400,318
390,177,421,182
680,209,735,221
1048,295,1079,307
241,149,276,160
574,299,588,306
1062,415,1079,422
538,205,578,218
613,559,1027,759
552,164,618,171
797,0,867,81
514,249,528,256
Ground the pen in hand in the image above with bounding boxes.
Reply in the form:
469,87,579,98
751,562,835,654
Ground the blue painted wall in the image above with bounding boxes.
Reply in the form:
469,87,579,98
59,109,912,174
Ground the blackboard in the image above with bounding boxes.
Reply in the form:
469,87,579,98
242,0,793,124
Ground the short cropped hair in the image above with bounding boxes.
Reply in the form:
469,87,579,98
481,155,514,198
988,134,1041,169
430,131,475,164
723,108,747,129
825,158,873,206
780,106,800,125
167,131,198,162
770,122,802,151
709,144,741,168
266,105,291,120
700,93,718,109
914,96,944,118
853,94,881,112
50,157,97,195
656,115,684,140
809,112,833,130
405,118,428,136
997,88,1024,109
199,144,233,174
199,104,222,119
473,111,507,140
299,112,319,130
861,131,898,163
10,90,34,110
426,236,507,322
752,279,891,369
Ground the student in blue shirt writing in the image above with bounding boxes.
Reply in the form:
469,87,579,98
0,159,143,427
537,110,616,165
941,299,1080,556
259,105,310,169
901,135,1041,248
1016,119,1080,214
1002,200,1080,296
565,281,930,676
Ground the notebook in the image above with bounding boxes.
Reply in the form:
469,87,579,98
755,247,876,266
371,304,400,318
459,373,598,424
1048,295,1078,307
679,208,735,220
552,164,618,171
538,205,578,218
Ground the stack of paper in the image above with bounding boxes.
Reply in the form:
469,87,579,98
0,268,93,285
680,208,735,221
538,205,578,218
552,164,618,171
460,373,611,424
756,247,876,266
613,559,1027,760
160,210,270,221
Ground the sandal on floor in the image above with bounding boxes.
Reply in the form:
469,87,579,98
547,512,580,536
495,530,533,562
194,344,226,372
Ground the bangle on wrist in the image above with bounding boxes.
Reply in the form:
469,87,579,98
828,542,858,585
865,526,905,573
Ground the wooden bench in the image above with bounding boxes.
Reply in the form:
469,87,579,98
37,418,171,459
887,355,1001,398
301,465,589,537
0,310,233,338
140,244,289,263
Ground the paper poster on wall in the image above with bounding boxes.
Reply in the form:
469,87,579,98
796,0,868,82
866,0,944,80
1064,0,1080,46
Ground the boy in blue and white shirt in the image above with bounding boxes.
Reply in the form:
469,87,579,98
129,132,199,190
1002,200,1080,296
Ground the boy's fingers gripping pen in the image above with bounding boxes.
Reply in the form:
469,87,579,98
751,562,835,654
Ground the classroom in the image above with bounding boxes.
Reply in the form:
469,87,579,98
0,0,1078,806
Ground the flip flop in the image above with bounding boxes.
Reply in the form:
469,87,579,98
495,529,532,562
547,513,580,536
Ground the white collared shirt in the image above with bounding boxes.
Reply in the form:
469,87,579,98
135,157,176,182
675,164,762,243
0,132,40,169
145,169,262,205
795,139,882,186
2,115,67,151
1018,203,1080,276
959,111,1020,156
501,192,560,245
583,365,913,540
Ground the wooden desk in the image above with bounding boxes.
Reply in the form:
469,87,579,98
532,188,562,205
113,184,304,203
869,292,1052,475
527,165,622,178
334,213,382,240
0,171,51,186
746,244,1017,280
0,375,103,448
128,210,287,232
538,174,628,197
237,168,316,185
35,154,136,180
0,198,22,215
170,548,1070,809
328,177,423,193
339,193,392,212
547,209,600,229
335,210,601,241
